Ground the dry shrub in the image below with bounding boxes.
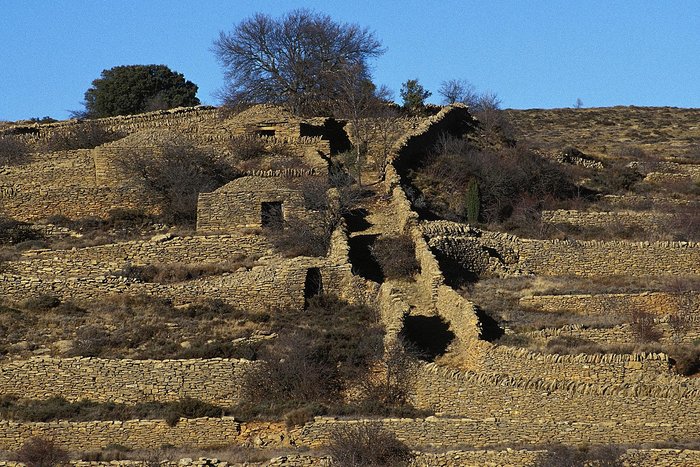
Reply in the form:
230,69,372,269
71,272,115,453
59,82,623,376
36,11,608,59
545,336,603,355
118,256,257,284
327,423,413,467
41,122,124,151
370,234,419,279
228,134,295,162
15,437,69,467
0,135,30,165
265,216,335,257
21,294,61,312
236,295,384,419
538,443,623,467
0,216,42,245
629,310,663,343
668,345,700,376
116,139,236,225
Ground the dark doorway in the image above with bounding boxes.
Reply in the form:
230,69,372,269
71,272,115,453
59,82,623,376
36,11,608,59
256,129,276,137
348,234,384,283
261,201,283,229
399,315,455,362
304,268,323,308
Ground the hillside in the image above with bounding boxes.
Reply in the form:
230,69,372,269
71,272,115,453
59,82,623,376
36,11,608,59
0,104,699,466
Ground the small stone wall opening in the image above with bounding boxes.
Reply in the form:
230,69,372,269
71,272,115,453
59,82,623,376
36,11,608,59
261,201,283,229
256,129,276,137
399,315,455,362
304,267,323,308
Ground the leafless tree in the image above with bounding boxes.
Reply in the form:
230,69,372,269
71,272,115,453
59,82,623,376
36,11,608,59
438,79,479,106
213,9,384,115
333,62,393,185
115,138,236,225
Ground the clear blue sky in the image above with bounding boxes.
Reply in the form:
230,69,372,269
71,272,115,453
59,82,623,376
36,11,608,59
1,1,699,121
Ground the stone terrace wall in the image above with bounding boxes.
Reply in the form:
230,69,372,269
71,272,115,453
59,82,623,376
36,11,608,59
541,209,673,232
480,346,672,385
518,238,700,277
0,357,255,405
7,234,272,279
405,364,700,446
0,185,158,222
0,418,293,451
520,291,700,316
421,220,700,277
0,150,97,189
299,414,700,450
0,257,323,312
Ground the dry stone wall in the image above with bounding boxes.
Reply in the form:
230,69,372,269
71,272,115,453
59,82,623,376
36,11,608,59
541,209,673,232
518,238,700,277
196,177,313,232
0,357,255,405
520,291,700,316
0,418,292,451
299,414,700,450
421,220,700,277
480,346,672,385
7,234,272,279
0,185,158,222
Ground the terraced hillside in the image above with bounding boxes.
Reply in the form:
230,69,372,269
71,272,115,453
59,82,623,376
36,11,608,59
0,104,699,466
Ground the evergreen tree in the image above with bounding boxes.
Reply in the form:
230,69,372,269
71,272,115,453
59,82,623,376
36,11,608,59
81,65,200,118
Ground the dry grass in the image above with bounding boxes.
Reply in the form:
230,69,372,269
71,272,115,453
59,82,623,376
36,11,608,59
0,294,270,360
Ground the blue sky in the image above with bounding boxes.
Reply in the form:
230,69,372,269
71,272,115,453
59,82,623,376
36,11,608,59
1,1,699,121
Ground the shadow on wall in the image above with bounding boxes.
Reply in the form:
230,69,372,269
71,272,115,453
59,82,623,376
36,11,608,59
300,119,352,154
348,234,384,283
400,315,455,362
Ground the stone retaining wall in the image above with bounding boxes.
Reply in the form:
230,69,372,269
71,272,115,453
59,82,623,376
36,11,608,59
520,291,700,316
299,415,700,450
0,357,256,405
541,209,673,232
